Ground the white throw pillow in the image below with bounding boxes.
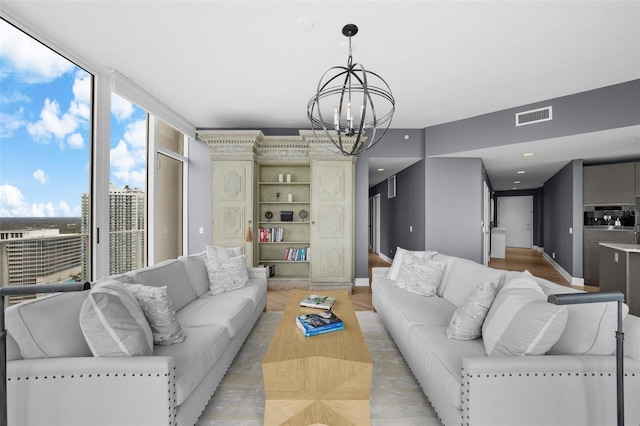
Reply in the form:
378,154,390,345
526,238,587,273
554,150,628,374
205,244,243,259
446,281,497,340
392,252,445,297
124,284,187,346
79,280,153,357
204,254,250,295
387,247,438,280
482,277,568,356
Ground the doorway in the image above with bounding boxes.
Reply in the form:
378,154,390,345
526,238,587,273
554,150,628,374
496,196,533,248
369,194,381,255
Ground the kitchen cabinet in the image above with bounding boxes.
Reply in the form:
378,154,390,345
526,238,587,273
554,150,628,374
584,229,635,285
583,162,636,205
600,243,640,316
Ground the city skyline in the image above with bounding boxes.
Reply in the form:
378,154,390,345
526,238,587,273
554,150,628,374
0,19,147,218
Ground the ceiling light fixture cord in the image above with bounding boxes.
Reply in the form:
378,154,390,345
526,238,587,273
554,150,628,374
307,24,395,156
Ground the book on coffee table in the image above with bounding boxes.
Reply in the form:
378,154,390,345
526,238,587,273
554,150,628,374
296,310,344,337
300,294,337,310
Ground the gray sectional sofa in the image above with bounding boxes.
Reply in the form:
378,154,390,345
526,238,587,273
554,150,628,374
5,250,267,426
372,249,640,426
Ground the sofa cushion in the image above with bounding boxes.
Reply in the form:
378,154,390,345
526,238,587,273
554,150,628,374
482,277,568,356
441,258,504,307
392,253,445,297
178,251,210,297
79,280,153,357
387,247,437,280
205,244,243,259
446,281,497,340
539,280,630,355
410,325,487,410
154,324,230,405
6,290,92,359
124,284,187,345
130,259,197,312
176,292,254,338
204,255,250,296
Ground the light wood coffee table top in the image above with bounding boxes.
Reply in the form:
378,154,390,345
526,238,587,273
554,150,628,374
262,289,372,425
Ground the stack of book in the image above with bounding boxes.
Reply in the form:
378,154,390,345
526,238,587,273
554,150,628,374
296,310,344,337
259,227,284,242
284,247,309,261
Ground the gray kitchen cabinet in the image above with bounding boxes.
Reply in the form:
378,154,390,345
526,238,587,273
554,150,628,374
584,229,635,285
583,162,636,205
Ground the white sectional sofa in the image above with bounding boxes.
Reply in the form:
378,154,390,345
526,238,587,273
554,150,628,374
5,250,267,426
372,249,640,426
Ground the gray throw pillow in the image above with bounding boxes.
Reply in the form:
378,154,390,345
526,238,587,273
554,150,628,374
392,252,445,297
446,281,497,340
204,254,250,295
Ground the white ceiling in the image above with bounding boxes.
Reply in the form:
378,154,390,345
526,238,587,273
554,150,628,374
3,1,639,190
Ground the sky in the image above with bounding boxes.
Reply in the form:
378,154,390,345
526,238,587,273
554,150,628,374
0,19,147,218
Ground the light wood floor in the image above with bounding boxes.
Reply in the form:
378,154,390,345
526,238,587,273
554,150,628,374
266,248,595,311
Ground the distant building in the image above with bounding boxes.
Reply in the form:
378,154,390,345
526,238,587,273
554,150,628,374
81,183,146,276
0,229,83,305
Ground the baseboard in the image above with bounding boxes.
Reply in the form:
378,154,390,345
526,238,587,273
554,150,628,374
378,252,393,264
542,252,585,286
355,278,370,287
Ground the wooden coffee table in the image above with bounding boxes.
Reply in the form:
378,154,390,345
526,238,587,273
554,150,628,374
262,289,372,425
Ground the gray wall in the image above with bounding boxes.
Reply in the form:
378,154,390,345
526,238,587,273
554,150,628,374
426,80,640,156
369,159,426,258
354,128,425,278
425,157,485,263
542,160,584,277
187,138,212,254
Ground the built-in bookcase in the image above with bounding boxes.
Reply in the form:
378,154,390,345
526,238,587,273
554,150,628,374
257,165,311,279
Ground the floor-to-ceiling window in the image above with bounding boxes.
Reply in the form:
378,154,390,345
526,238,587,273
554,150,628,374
108,92,148,275
0,19,92,303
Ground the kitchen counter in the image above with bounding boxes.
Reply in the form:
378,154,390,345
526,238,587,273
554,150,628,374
599,242,640,253
599,243,640,316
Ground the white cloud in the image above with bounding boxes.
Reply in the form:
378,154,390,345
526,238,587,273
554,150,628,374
57,200,72,216
27,98,79,142
30,202,56,217
0,92,30,105
67,132,84,149
110,138,146,188
0,107,26,138
33,169,49,184
124,118,147,149
111,93,134,122
0,183,28,216
0,20,75,83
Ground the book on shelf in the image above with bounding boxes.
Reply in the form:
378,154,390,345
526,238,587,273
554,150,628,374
296,310,344,337
300,294,337,310
283,247,309,261
259,227,283,242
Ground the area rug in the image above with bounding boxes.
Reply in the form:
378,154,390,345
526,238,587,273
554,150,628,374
196,311,443,426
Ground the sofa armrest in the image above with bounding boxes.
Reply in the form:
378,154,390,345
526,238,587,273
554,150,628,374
8,356,177,426
372,267,389,281
462,355,640,425
248,266,268,281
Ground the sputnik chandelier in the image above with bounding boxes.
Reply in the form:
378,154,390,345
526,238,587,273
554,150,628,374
307,24,395,156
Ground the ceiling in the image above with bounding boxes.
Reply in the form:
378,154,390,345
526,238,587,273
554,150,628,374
3,1,639,190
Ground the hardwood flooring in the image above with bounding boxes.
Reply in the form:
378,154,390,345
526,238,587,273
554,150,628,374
266,247,595,311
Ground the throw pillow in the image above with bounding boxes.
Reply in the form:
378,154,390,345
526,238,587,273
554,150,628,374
392,252,445,297
204,254,250,296
205,244,243,259
79,280,153,357
482,277,568,356
387,247,437,280
446,281,497,340
124,284,187,345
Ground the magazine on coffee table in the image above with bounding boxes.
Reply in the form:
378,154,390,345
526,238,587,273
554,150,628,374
299,294,337,310
296,310,344,337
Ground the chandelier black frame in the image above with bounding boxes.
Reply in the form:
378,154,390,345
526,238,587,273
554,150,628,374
307,24,395,156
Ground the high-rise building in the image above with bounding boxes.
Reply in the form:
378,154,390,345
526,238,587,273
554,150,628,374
82,183,146,276
0,229,84,305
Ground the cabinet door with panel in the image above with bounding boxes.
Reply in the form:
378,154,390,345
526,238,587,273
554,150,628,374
310,159,354,284
583,229,635,285
583,163,636,205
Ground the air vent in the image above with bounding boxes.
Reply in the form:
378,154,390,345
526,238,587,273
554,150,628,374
515,106,552,127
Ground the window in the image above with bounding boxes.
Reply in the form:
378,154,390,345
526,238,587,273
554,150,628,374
108,93,148,274
388,175,397,199
0,19,92,303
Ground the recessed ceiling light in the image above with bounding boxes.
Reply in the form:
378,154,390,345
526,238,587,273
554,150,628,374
522,152,535,157
377,168,385,172
517,170,526,174
512,187,518,190
514,181,521,184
